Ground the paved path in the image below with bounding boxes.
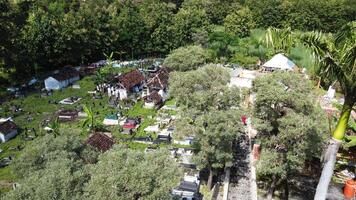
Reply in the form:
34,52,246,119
228,135,252,200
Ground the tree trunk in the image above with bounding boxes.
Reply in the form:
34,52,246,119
207,166,213,190
314,138,341,200
284,179,289,200
314,96,354,200
314,97,354,200
267,175,276,200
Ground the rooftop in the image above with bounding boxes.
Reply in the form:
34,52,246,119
86,132,114,152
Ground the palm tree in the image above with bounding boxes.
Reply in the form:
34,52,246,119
263,27,295,56
302,22,356,200
82,105,96,132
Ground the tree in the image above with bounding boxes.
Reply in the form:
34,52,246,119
191,110,243,189
302,22,356,200
170,7,210,48
83,146,182,200
163,45,210,71
170,65,244,189
224,7,255,37
252,72,328,199
11,132,87,178
82,105,96,131
3,157,88,200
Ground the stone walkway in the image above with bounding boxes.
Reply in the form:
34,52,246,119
228,135,252,200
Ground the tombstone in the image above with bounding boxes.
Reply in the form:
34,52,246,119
108,87,111,97
326,86,335,99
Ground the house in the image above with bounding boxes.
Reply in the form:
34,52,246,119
262,53,296,72
146,67,170,101
58,109,78,122
172,173,201,200
86,132,114,152
0,120,18,143
115,69,145,94
146,67,170,91
45,67,80,90
144,91,163,109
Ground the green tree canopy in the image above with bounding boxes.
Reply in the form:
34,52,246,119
84,147,182,200
163,45,210,71
223,7,255,37
252,72,328,199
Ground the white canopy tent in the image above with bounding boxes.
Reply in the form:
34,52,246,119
262,53,296,71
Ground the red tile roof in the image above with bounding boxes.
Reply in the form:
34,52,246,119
116,69,145,90
86,132,114,152
144,91,162,105
0,121,18,135
147,67,170,90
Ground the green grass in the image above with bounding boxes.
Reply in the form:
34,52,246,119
0,75,190,191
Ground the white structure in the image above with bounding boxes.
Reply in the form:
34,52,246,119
262,53,296,71
103,115,119,126
0,120,18,143
229,69,256,89
173,136,194,146
44,68,80,90
144,124,160,132
172,173,200,200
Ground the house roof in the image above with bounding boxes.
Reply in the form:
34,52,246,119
116,69,145,90
146,67,170,90
144,91,162,105
53,67,80,81
0,120,17,135
263,53,296,70
86,132,114,152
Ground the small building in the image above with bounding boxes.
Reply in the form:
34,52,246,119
229,69,256,89
58,109,79,122
144,91,163,109
172,174,201,200
45,67,80,90
115,69,145,95
0,120,18,143
103,115,119,126
262,53,296,72
86,132,114,152
146,67,170,101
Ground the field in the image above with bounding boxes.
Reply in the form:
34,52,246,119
0,74,181,191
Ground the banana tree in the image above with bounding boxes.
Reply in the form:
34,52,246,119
48,117,60,137
302,22,356,200
82,105,96,132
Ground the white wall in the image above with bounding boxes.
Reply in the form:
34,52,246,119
0,130,18,143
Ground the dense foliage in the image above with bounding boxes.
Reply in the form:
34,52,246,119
252,72,329,199
2,132,181,200
0,0,355,82
170,65,245,188
163,45,210,71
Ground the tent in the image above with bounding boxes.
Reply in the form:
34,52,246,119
262,53,296,71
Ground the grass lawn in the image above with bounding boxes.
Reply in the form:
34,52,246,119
0,74,190,192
